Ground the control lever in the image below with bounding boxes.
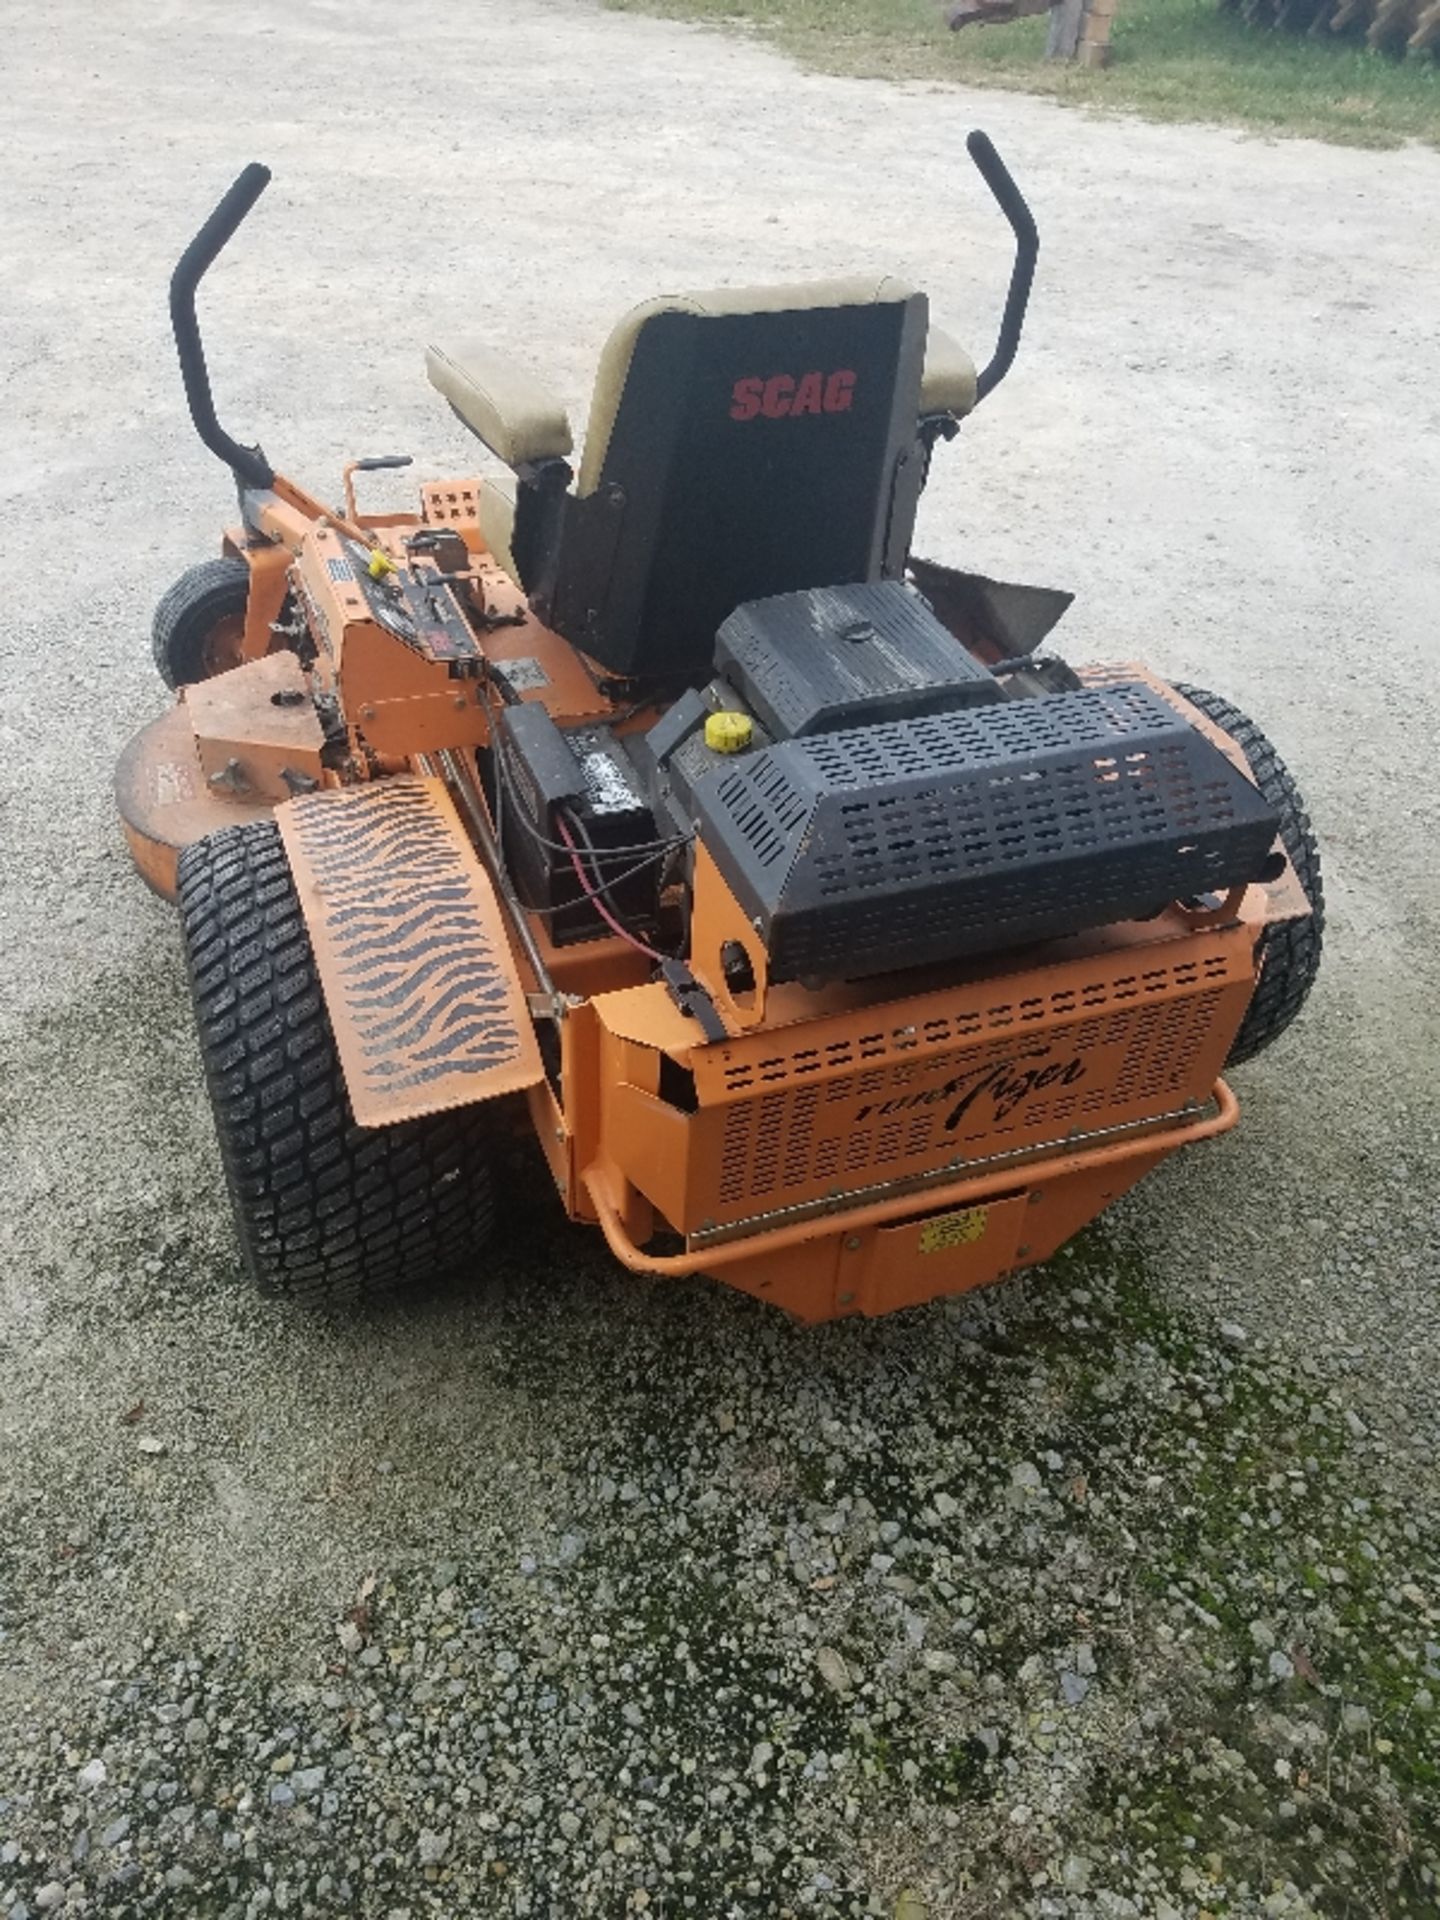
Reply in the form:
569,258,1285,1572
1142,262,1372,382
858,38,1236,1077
966,130,1039,405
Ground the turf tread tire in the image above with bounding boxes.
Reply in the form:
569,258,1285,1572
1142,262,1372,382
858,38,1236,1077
1173,682,1324,1068
177,819,496,1303
152,557,252,690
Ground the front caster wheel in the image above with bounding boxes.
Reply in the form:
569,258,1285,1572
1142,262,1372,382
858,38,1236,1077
151,556,255,689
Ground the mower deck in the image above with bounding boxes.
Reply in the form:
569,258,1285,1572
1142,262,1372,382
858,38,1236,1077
116,698,279,898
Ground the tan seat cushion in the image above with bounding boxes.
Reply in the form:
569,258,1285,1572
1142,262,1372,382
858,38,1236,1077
922,325,978,419
437,286,975,499
477,475,519,583
426,342,573,470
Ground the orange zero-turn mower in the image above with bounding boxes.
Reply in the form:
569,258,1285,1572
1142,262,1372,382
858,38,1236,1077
116,136,1323,1322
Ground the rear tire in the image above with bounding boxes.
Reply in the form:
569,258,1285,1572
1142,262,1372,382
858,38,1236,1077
1172,682,1324,1067
152,557,252,690
177,820,497,1304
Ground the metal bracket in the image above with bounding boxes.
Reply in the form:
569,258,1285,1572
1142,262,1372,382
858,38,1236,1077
660,960,729,1043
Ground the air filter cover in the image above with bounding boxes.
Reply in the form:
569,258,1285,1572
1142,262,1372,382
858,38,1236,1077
715,580,1000,740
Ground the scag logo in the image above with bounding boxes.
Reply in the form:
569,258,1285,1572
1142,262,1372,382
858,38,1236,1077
730,370,857,422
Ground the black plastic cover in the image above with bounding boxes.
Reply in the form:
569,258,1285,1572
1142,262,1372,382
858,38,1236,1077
716,580,999,739
497,702,588,830
691,680,1280,984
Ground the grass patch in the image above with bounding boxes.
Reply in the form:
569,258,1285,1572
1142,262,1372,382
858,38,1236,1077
605,0,1440,146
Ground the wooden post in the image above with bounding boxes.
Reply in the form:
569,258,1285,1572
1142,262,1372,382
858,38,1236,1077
945,0,1119,62
1077,0,1118,65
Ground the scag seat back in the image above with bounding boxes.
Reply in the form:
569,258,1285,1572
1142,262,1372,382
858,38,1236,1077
547,280,930,680
430,280,978,685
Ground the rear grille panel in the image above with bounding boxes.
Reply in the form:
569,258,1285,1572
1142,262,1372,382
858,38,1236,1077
678,942,1250,1230
803,681,1176,775
712,988,1227,1219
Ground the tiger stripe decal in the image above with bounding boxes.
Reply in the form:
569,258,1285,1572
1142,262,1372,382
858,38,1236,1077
276,778,543,1128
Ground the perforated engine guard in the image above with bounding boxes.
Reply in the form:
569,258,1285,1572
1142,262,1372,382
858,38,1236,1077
693,679,1280,985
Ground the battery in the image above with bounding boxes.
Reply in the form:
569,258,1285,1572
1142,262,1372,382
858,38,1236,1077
497,707,662,945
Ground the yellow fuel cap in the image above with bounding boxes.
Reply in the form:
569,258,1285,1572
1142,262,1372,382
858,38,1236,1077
705,710,753,754
367,548,397,579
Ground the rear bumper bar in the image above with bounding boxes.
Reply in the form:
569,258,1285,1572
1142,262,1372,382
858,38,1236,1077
582,1079,1237,1303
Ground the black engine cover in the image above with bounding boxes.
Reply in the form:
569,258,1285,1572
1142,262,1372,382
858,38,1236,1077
691,680,1280,984
715,580,1000,738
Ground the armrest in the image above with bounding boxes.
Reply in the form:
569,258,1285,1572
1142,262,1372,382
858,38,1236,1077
921,325,979,419
477,476,519,584
425,340,574,470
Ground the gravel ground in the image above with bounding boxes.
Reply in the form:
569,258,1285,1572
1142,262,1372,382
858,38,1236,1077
2,2,1438,1916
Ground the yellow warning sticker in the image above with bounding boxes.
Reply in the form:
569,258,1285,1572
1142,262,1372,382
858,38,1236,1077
918,1206,990,1254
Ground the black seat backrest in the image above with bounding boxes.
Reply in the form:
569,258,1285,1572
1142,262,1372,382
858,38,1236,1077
531,279,931,684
